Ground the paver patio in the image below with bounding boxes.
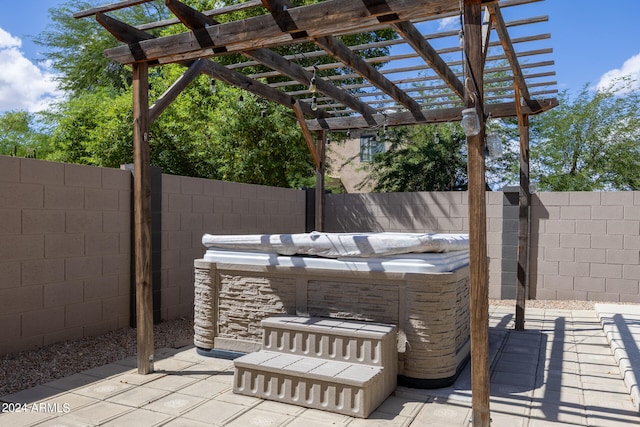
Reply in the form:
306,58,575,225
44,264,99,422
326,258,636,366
1,305,638,426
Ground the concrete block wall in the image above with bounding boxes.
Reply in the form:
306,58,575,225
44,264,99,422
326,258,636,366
0,156,131,355
531,192,640,302
2,154,637,354
326,190,640,302
324,191,505,298
0,157,306,355
161,174,306,320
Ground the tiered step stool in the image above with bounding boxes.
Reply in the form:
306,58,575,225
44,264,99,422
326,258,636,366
233,316,397,418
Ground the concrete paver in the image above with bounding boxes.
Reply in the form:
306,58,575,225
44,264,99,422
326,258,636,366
596,303,640,413
1,305,639,426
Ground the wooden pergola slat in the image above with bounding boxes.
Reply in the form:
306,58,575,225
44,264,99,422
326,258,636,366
392,20,466,99
167,0,376,124
313,35,425,121
138,0,263,32
73,0,154,19
487,2,532,101
244,48,379,125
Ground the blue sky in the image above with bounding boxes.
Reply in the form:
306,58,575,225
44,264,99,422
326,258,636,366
1,0,639,113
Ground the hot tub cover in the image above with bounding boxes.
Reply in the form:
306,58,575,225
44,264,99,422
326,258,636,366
202,231,468,258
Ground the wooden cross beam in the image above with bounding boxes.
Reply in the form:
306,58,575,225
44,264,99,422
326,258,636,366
102,0,496,65
313,35,426,121
305,97,558,131
392,20,465,99
166,0,376,124
487,3,532,101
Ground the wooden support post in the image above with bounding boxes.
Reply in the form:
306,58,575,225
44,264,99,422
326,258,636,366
315,130,326,231
133,62,154,374
515,86,530,331
464,1,490,425
292,99,321,169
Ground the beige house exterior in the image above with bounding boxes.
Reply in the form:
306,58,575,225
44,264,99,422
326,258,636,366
327,132,387,193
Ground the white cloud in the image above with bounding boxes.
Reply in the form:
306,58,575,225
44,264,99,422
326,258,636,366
596,52,640,94
438,16,459,31
0,27,64,113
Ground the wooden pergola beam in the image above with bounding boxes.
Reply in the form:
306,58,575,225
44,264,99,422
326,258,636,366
487,3,531,101
242,49,379,126
392,21,465,99
96,12,154,43
305,97,558,131
314,36,425,120
165,0,216,31
102,0,496,65
149,59,207,123
167,0,372,123
198,59,323,119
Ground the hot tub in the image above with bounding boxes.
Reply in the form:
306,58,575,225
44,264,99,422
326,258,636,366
194,233,470,388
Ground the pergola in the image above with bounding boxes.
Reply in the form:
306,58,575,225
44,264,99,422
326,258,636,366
75,1,557,425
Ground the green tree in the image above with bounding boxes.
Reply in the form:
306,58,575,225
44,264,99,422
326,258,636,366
43,88,134,166
35,1,167,96
0,111,51,158
205,87,314,187
363,123,468,192
530,81,640,191
34,0,396,187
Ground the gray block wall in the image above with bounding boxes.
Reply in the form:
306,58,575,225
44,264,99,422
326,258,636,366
0,156,305,355
1,154,638,355
326,190,640,303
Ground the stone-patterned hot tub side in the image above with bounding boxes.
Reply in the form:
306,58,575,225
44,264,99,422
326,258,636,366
194,252,470,388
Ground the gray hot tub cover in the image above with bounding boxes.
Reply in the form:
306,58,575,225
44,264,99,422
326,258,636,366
202,231,468,258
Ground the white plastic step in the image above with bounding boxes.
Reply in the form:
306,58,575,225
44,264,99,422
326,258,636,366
261,316,396,366
233,350,388,418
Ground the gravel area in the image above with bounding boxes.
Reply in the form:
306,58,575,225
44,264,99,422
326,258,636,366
2,300,636,398
0,318,194,398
